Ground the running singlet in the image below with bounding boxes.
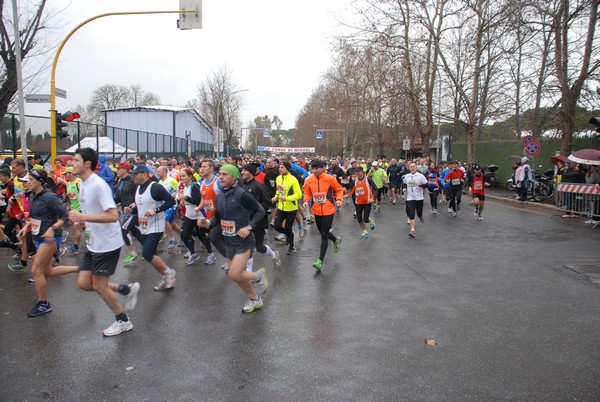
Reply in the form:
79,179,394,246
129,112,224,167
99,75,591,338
354,177,373,205
135,182,165,235
200,176,220,219
471,174,486,195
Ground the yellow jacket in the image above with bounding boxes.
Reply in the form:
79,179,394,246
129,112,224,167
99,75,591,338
274,173,302,211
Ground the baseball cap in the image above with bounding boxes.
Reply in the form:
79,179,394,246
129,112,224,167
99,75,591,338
472,164,482,170
117,162,130,171
131,164,149,174
372,161,379,166
64,166,75,174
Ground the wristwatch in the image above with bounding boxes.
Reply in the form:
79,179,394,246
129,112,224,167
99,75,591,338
50,226,58,231
245,225,252,231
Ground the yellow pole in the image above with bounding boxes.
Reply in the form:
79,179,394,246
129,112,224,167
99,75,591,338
50,9,199,165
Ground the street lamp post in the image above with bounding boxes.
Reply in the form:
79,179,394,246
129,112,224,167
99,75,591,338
215,88,249,158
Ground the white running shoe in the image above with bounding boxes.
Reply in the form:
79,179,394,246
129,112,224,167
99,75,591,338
204,253,216,265
123,282,140,311
102,320,133,337
272,251,281,268
154,270,176,291
183,250,192,259
185,253,200,265
255,268,269,294
242,298,264,313
448,208,452,213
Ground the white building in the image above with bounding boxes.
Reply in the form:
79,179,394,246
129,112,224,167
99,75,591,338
104,106,214,156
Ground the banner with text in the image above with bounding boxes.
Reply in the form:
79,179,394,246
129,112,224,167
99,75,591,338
257,146,315,153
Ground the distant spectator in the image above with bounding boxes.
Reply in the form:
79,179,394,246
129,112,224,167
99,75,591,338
97,155,115,192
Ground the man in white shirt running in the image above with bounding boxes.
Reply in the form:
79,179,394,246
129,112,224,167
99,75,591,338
68,148,140,337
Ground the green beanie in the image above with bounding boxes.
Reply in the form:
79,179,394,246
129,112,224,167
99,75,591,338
219,164,240,179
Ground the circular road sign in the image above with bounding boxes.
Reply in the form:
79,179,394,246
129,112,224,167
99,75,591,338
522,135,536,147
525,140,541,155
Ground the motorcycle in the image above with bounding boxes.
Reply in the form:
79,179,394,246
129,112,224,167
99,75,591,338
483,164,498,186
507,167,554,202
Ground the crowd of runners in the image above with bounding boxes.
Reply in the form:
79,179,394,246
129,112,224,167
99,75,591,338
0,149,491,336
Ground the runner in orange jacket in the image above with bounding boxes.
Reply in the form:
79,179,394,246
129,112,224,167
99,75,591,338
302,159,344,270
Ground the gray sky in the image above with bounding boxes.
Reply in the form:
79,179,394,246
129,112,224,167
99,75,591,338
23,0,352,130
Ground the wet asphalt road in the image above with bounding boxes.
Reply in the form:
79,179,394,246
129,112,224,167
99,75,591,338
1,195,600,401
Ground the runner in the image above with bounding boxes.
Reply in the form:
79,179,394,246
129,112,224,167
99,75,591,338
198,159,226,260
66,148,139,336
241,164,281,270
367,161,387,213
302,159,344,270
387,158,402,205
178,167,216,265
198,164,269,313
344,166,378,239
114,162,140,265
401,162,429,238
156,166,181,249
445,160,464,217
425,162,441,214
272,161,302,255
124,164,177,291
20,169,78,317
467,163,491,220
58,167,83,254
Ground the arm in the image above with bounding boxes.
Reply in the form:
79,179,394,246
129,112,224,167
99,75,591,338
150,182,177,213
240,191,266,233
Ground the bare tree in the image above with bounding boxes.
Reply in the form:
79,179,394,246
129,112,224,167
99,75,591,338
0,0,53,121
85,83,160,125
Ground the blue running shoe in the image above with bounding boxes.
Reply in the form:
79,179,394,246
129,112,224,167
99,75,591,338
28,301,52,317
369,217,376,231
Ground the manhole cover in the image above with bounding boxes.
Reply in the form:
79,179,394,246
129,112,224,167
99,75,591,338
563,265,600,274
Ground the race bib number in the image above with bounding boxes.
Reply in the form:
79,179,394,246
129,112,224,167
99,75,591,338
313,192,327,204
204,199,214,211
221,220,236,237
355,187,365,196
30,218,41,235
474,182,483,190
276,184,285,195
67,192,77,200
85,229,93,247
452,178,461,185
138,216,149,230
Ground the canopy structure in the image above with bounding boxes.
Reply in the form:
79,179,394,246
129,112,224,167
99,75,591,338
64,136,137,154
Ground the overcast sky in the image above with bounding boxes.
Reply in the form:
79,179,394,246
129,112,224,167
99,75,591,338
22,0,353,130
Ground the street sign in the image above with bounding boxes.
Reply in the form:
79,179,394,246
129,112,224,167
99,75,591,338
25,94,50,103
521,135,535,147
525,140,541,155
178,0,203,29
316,130,323,139
55,87,67,99
402,138,411,151
263,129,270,137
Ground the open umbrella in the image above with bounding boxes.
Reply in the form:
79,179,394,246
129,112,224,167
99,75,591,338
550,155,568,166
568,149,600,166
505,155,522,162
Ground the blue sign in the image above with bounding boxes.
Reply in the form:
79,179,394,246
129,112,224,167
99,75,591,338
257,146,265,151
263,129,270,137
316,130,323,139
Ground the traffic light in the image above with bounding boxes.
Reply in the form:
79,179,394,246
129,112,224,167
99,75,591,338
589,117,600,133
55,111,69,139
55,111,80,139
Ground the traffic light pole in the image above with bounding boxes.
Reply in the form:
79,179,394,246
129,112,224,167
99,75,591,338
50,8,199,165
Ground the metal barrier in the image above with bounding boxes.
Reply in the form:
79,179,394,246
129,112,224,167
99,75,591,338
551,183,600,228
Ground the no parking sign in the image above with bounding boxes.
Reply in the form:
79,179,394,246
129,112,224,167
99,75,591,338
525,140,541,155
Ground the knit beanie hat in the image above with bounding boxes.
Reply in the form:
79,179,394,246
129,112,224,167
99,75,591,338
219,164,240,179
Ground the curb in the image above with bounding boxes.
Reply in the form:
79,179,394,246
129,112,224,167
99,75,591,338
486,194,556,213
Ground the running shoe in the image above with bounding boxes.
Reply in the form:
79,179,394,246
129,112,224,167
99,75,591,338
392,199,397,205
154,270,176,291
433,209,437,214
369,217,376,231
122,252,138,266
474,209,478,217
59,247,67,258
255,268,269,294
353,212,357,219
409,230,416,238
287,247,296,255
275,233,287,242
448,208,452,214
298,226,304,238
7,262,27,272
183,250,192,259
457,203,461,211
167,239,176,249
306,217,315,224
419,216,424,223
272,251,281,268
453,212,457,217
221,263,229,272
177,240,185,247
61,231,69,242
27,301,52,317
333,236,342,253
185,252,200,265
205,253,216,265
242,298,264,313
123,282,140,311
312,258,323,270
67,245,79,255
360,230,369,239
478,215,483,220
102,320,133,337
